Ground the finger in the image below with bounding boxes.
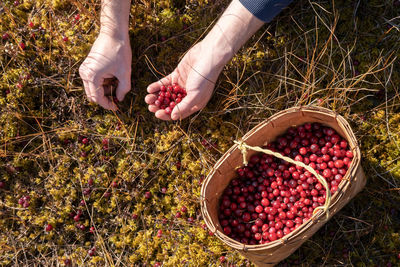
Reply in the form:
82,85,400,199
170,91,202,120
115,77,131,101
155,109,172,121
83,80,94,102
147,75,172,94
148,104,159,113
88,82,117,111
145,94,158,105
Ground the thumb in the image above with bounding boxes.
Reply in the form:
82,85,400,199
171,91,202,120
116,78,131,101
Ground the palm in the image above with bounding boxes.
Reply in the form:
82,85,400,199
145,42,223,120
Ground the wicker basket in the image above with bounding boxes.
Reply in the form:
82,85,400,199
200,106,366,266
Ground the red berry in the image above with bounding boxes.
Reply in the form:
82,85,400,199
180,206,187,213
144,191,152,199
2,33,9,40
323,169,332,178
73,214,80,222
346,150,353,158
45,224,53,232
299,147,307,155
88,247,96,256
102,138,109,145
157,229,163,238
0,181,5,189
19,42,26,50
82,138,89,144
219,256,226,263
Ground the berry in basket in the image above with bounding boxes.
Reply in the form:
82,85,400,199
218,122,353,245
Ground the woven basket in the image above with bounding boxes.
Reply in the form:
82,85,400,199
200,106,366,266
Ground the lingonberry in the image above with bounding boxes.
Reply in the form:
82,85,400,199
45,224,53,232
19,42,25,50
219,256,226,263
157,229,163,238
88,247,96,256
144,191,152,199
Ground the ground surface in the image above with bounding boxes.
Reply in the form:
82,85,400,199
0,0,400,266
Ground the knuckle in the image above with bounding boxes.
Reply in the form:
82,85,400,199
79,64,97,81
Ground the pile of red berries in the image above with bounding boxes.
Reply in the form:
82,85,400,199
218,123,353,245
154,84,187,115
18,195,30,208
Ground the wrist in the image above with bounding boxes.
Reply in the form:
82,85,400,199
201,32,235,69
99,26,130,42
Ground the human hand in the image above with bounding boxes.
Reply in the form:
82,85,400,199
145,41,226,120
79,33,132,111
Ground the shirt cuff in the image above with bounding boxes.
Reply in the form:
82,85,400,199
239,0,294,22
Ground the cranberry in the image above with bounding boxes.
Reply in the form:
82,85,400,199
88,247,96,256
2,33,9,40
45,224,53,232
157,229,163,238
144,191,152,199
19,42,26,50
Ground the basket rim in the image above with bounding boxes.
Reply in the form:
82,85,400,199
200,106,361,251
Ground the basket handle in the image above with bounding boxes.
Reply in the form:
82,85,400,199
234,140,331,219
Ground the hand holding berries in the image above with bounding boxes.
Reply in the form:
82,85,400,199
145,42,224,120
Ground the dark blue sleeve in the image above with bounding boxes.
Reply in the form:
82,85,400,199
239,0,294,22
